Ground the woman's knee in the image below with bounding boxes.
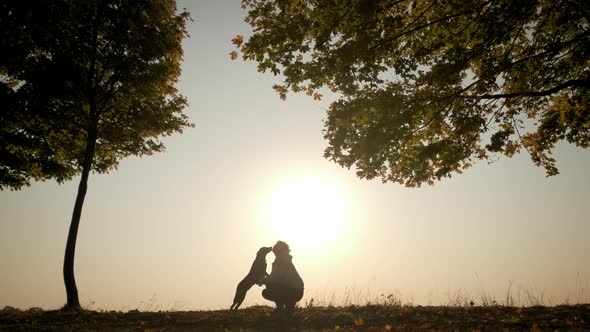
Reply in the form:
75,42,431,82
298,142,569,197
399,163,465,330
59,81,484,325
262,288,274,301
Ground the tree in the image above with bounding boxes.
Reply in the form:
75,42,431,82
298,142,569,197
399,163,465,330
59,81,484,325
233,0,590,186
0,0,192,309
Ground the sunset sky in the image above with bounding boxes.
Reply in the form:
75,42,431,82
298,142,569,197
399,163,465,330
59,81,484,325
1,1,589,311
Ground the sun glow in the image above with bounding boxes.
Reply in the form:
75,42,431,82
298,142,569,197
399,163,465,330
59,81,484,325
262,174,355,254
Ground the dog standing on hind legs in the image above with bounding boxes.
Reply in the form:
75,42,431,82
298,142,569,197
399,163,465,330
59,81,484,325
230,246,272,310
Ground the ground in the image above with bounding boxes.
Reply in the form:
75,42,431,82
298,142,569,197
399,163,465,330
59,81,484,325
1,304,589,331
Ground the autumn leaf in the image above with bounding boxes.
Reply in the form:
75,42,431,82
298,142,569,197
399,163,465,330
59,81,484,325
229,51,238,60
353,318,365,327
313,93,323,101
273,85,287,100
231,35,244,47
296,54,303,61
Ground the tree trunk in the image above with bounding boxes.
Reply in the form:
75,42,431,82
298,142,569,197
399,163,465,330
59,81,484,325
63,2,103,309
63,110,98,310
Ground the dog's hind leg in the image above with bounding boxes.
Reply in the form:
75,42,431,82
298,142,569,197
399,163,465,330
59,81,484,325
231,287,247,310
232,298,244,310
231,292,245,310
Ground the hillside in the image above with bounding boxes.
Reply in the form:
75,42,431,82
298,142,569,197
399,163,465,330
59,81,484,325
1,304,589,331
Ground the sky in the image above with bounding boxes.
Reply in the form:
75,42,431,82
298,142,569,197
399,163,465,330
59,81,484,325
1,1,589,311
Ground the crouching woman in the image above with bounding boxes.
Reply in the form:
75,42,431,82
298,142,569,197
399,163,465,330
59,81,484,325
261,241,304,311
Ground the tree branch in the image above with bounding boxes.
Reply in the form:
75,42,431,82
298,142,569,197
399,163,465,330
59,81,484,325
466,79,590,100
372,8,473,51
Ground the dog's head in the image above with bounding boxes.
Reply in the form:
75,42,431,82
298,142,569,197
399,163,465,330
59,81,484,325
256,246,273,258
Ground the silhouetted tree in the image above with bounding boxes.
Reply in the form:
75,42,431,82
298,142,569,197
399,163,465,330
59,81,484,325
0,0,192,309
233,0,589,186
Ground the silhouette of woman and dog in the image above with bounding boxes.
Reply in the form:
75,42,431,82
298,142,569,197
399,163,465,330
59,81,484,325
231,241,304,312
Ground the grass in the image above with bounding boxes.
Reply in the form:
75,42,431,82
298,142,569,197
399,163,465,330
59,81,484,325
1,302,589,331
2,284,589,331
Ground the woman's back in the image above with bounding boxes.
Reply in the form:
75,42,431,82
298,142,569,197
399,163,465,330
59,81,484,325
268,253,304,289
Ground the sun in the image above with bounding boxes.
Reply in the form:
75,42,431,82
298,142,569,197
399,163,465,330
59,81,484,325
261,175,354,253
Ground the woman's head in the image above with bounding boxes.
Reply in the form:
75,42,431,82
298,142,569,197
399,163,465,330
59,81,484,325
272,240,290,255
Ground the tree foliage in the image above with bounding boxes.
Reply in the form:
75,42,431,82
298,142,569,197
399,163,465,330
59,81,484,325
0,0,191,309
0,0,192,190
234,0,590,186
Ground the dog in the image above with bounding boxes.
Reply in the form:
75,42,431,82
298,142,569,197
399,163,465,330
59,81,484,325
230,246,272,310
